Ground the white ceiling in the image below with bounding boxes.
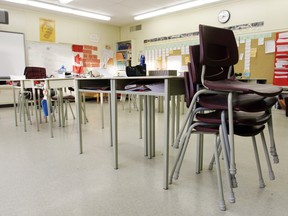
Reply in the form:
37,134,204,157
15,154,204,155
1,0,223,26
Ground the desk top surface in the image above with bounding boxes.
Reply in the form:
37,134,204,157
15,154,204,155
75,76,183,81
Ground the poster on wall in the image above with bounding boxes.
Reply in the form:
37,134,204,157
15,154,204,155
40,18,55,42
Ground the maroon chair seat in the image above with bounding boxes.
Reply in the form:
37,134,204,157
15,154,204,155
198,94,277,112
204,79,282,97
196,110,271,126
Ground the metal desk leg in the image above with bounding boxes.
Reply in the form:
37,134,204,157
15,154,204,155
163,80,170,190
171,96,175,146
32,83,39,131
139,95,143,139
151,96,155,157
37,89,42,124
176,95,181,138
147,96,152,159
59,88,65,127
13,86,18,127
20,80,27,132
82,94,87,124
46,82,53,138
109,94,113,147
111,80,118,169
101,92,104,129
181,95,185,115
75,82,83,154
143,95,148,157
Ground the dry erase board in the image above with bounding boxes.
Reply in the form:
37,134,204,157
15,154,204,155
26,41,74,76
0,31,26,79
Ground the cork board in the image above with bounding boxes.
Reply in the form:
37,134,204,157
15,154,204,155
234,33,276,84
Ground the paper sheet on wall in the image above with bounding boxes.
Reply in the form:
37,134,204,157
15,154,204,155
250,48,257,57
258,38,264,45
277,45,288,52
244,39,251,71
265,40,275,53
278,32,288,39
239,53,244,61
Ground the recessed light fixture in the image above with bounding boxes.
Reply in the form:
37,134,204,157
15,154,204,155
134,0,221,20
3,0,111,21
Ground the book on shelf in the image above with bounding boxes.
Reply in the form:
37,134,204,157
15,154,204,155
116,52,124,61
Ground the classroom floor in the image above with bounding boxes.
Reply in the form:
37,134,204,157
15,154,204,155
0,100,287,216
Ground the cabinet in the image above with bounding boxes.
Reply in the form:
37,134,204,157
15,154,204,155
116,40,132,72
0,84,18,106
273,32,288,86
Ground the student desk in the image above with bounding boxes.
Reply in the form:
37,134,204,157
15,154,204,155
75,76,185,189
12,78,74,137
44,78,74,138
12,79,36,132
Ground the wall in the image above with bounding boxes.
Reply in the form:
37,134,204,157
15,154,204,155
121,0,288,51
0,4,121,66
119,0,288,82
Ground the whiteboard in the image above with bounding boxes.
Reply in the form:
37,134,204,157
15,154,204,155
0,31,26,78
26,41,74,76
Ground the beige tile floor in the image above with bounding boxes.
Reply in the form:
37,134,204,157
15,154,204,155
0,101,287,216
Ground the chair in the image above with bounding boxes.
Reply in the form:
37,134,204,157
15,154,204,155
198,24,282,175
171,67,235,210
170,44,277,210
175,25,282,173
17,67,47,131
51,87,89,127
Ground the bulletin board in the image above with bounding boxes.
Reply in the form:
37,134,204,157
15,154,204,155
234,33,276,84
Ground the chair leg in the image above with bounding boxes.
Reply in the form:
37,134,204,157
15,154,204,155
69,101,76,119
252,136,265,188
25,99,32,125
195,134,203,174
221,112,238,188
260,131,275,181
65,100,68,120
219,126,235,204
65,100,75,120
267,117,279,163
208,137,221,171
169,129,191,183
174,132,192,180
213,134,226,211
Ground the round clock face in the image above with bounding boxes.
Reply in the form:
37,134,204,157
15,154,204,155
218,10,230,23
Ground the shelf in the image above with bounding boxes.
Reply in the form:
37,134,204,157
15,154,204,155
116,40,133,71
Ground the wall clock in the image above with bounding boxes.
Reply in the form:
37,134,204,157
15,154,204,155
218,10,230,24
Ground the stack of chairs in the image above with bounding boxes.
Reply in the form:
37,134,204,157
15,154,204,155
170,25,282,211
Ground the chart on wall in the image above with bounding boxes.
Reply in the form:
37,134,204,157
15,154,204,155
26,41,74,76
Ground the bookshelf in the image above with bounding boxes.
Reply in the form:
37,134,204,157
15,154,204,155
116,40,132,72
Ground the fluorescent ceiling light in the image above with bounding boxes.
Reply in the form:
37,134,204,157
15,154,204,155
3,0,111,21
134,0,220,20
59,0,73,3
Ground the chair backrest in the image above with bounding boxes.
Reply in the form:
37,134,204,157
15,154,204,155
190,44,233,83
199,24,238,84
199,24,238,67
24,67,47,79
184,70,191,108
